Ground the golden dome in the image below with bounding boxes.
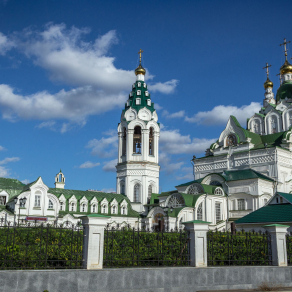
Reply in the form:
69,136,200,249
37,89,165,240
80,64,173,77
135,64,146,76
264,77,273,89
280,60,292,75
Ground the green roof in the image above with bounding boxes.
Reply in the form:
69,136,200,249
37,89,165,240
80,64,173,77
48,188,140,217
276,80,292,102
278,192,292,204
236,204,292,224
157,190,178,197
176,178,203,188
124,80,156,114
0,177,26,200
222,169,274,182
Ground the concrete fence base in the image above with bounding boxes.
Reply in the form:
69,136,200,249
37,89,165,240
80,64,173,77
0,266,292,292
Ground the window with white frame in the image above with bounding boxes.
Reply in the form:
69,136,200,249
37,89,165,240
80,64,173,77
137,82,141,87
0,196,6,205
71,202,75,212
48,199,54,209
122,206,126,215
132,83,135,89
187,184,204,195
147,99,151,106
136,98,141,105
215,202,221,223
197,202,203,220
134,184,140,202
145,91,149,97
136,90,141,96
214,188,223,195
92,204,96,213
34,195,41,207
120,182,125,194
102,204,107,214
237,199,245,210
112,205,117,214
143,83,147,88
82,203,86,212
130,92,133,97
60,202,64,211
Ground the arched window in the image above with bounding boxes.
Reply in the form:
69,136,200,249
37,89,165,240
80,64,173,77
197,202,203,220
122,206,126,215
102,205,107,213
71,203,75,212
167,193,185,208
122,128,126,156
187,184,204,195
214,188,223,196
82,204,86,212
112,206,116,214
60,202,64,211
270,117,277,133
226,134,237,147
133,126,142,154
92,204,96,213
149,127,154,155
134,184,140,202
210,181,222,187
48,200,54,209
120,182,125,194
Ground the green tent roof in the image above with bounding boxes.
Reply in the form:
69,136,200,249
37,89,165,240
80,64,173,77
222,169,274,182
236,204,292,224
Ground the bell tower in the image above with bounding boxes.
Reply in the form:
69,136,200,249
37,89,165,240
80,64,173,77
55,169,65,189
116,50,160,213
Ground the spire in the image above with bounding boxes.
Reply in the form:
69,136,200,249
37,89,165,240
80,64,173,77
279,38,292,76
263,63,273,89
135,49,146,79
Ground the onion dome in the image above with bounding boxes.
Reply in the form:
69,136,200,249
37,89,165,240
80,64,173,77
135,64,146,76
264,77,273,89
276,81,292,103
280,60,292,75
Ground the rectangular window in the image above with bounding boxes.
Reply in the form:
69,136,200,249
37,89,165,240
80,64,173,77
0,196,6,205
136,98,141,105
147,99,151,106
34,195,41,207
137,90,141,96
60,202,63,211
145,91,149,96
238,199,245,210
215,202,221,223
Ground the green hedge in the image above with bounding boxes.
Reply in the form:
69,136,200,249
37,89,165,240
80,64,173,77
207,230,271,266
104,229,189,267
0,225,83,269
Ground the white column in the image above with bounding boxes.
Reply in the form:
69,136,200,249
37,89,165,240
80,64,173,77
81,214,110,269
182,220,210,267
118,132,123,163
127,129,134,162
142,129,149,161
154,132,159,164
263,224,289,266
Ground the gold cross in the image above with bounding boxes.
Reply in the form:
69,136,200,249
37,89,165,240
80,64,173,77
263,63,272,78
138,49,143,64
280,38,291,61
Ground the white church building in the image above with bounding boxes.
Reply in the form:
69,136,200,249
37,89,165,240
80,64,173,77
1,43,292,231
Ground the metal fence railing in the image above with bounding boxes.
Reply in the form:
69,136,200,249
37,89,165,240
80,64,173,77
103,224,190,268
207,229,272,266
0,219,84,270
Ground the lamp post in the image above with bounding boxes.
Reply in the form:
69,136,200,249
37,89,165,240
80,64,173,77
14,197,27,226
163,206,173,231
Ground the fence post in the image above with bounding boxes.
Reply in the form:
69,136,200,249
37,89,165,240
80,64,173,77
263,224,289,266
182,220,210,267
80,214,110,269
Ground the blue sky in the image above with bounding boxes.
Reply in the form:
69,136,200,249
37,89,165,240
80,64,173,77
0,0,291,192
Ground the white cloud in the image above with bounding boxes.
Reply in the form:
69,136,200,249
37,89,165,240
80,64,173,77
36,121,56,130
176,166,194,181
159,153,185,175
160,129,216,154
0,25,178,127
185,102,261,126
101,187,116,193
148,79,179,94
21,179,30,184
79,161,100,169
102,159,117,172
0,145,5,151
162,110,185,119
87,131,118,158
0,32,14,55
0,166,9,177
0,157,20,165
154,103,163,110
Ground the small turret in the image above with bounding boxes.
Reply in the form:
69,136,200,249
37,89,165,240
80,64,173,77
135,49,146,81
55,169,65,189
263,63,275,107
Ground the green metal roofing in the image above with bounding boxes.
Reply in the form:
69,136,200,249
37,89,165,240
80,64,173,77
222,169,274,182
176,178,203,188
124,80,156,113
278,192,292,204
236,204,292,224
276,80,292,102
157,190,178,197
